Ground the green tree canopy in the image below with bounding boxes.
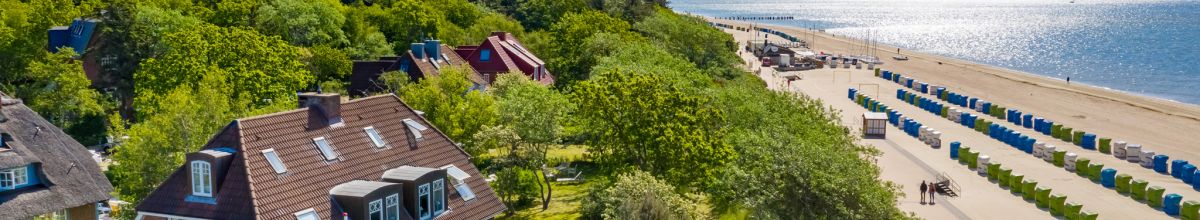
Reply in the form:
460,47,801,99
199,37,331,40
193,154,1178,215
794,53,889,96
571,69,733,187
384,66,497,146
134,24,312,116
546,10,636,87
633,9,741,79
581,170,711,220
255,0,348,46
21,50,111,145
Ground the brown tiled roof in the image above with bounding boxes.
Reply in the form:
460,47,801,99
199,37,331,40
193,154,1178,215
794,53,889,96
348,45,488,97
136,94,505,219
0,92,114,219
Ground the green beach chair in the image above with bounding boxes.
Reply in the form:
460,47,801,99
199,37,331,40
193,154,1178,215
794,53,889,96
1010,173,1024,194
1054,150,1066,167
988,163,1001,180
1036,186,1052,208
1065,202,1083,220
958,147,971,164
1182,200,1200,220
1099,138,1112,154
1023,180,1038,200
1052,124,1063,138
982,120,991,134
1050,193,1067,216
1149,186,1166,208
968,152,979,169
998,167,1012,187
1131,179,1149,201
974,118,984,132
941,106,948,117
1115,174,1133,194
998,107,1007,119
1088,163,1104,182
1073,131,1084,146
1078,211,1098,220
1075,158,1091,176
1061,127,1074,142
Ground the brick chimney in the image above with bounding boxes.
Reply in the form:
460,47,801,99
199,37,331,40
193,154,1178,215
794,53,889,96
298,93,342,125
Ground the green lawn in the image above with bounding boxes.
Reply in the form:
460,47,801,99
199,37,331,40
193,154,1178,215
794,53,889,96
493,145,591,220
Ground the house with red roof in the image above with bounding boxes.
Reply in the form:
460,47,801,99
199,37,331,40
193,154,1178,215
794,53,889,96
454,32,554,85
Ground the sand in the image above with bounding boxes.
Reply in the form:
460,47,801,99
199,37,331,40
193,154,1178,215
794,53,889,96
714,18,1199,219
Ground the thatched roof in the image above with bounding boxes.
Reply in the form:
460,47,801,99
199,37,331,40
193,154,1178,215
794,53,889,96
0,92,114,218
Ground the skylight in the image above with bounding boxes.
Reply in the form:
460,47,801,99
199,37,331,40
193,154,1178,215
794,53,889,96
312,137,338,161
261,149,287,174
364,126,387,148
456,183,476,201
441,165,470,184
441,164,475,201
403,119,428,141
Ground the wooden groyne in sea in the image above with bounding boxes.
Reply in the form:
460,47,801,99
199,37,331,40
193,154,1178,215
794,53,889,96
719,16,794,20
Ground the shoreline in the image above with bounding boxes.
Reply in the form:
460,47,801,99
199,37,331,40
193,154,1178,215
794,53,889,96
710,18,1200,122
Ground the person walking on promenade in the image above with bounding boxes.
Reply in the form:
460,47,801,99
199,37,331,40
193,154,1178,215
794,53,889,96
928,181,937,205
919,181,928,204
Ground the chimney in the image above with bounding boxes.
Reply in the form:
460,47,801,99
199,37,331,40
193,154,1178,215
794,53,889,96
491,31,507,41
424,40,441,61
298,92,342,124
410,43,425,60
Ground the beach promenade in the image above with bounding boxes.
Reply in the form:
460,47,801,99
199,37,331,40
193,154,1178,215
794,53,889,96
716,19,1199,219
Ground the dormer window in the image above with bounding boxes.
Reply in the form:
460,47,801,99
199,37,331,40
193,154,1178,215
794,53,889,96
262,149,287,174
419,183,430,220
369,199,383,220
480,49,491,62
191,161,212,197
364,126,387,148
433,179,445,216
403,119,428,142
0,166,29,190
313,137,339,161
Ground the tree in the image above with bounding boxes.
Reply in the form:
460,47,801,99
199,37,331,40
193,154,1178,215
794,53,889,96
588,33,712,89
362,1,442,54
706,78,914,219
340,7,394,59
571,69,732,188
597,0,663,22
21,50,112,145
134,24,313,115
305,45,352,83
546,10,637,87
255,0,349,46
207,0,262,27
633,9,741,79
440,11,526,46
383,66,498,146
581,170,710,220
512,0,587,30
491,73,572,210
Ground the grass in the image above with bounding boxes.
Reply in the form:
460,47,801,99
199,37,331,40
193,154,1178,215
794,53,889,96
493,145,592,220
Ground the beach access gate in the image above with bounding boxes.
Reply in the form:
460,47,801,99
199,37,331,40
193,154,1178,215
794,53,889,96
863,112,887,138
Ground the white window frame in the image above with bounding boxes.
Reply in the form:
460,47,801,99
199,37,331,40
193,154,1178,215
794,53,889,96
403,119,428,142
190,161,212,197
364,127,387,148
261,149,288,174
313,137,338,161
419,183,431,220
369,199,384,220
433,179,445,216
386,194,399,220
12,166,26,186
0,170,11,189
293,208,318,220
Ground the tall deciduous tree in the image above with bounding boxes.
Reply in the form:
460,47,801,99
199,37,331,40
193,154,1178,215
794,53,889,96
633,9,741,79
546,10,636,87
383,66,498,146
491,73,572,210
255,0,348,46
22,50,111,145
134,24,312,116
581,170,711,220
571,69,732,188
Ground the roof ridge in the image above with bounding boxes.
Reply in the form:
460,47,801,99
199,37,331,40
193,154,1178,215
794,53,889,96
236,95,389,123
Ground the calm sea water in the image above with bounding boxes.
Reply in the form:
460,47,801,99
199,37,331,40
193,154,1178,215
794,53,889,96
672,0,1200,105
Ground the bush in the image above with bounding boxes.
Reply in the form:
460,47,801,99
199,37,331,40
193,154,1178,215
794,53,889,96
581,170,710,220
493,167,542,211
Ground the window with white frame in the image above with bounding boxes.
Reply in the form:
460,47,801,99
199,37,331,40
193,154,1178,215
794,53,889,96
386,194,399,220
313,137,338,161
442,165,475,201
419,183,431,220
0,166,25,189
293,208,318,220
433,179,445,216
262,149,288,174
191,161,212,197
369,199,383,220
364,127,387,148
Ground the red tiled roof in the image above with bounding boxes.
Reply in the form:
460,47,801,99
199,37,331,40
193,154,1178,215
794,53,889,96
136,94,505,219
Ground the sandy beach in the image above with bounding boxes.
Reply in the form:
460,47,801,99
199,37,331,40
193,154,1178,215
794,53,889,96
714,18,1200,219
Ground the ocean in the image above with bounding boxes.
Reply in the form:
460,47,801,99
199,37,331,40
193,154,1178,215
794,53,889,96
671,0,1200,105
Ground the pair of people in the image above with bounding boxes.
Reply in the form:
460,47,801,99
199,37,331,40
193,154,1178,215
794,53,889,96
920,181,937,204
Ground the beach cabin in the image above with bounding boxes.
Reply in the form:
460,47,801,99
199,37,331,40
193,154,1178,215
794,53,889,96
863,112,887,138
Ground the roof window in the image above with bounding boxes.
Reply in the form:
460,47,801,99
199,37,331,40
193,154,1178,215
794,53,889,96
403,119,428,141
262,149,288,174
364,126,387,148
294,208,317,220
313,137,339,161
441,165,475,201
